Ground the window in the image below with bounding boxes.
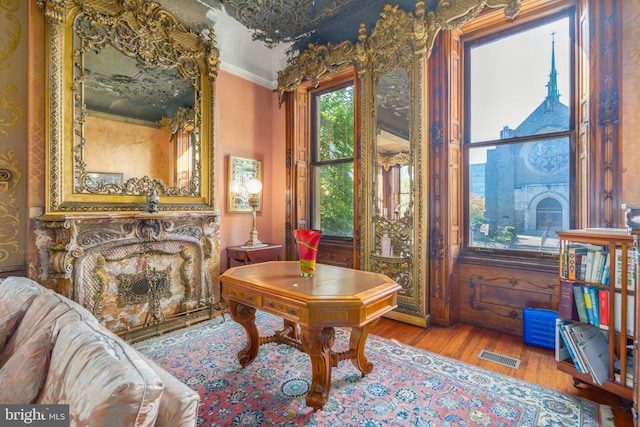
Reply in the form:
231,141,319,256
465,11,574,254
310,83,355,238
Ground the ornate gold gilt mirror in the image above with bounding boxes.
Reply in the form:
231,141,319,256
369,66,415,299
359,4,428,326
38,0,219,213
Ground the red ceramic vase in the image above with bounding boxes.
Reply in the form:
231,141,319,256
293,229,322,277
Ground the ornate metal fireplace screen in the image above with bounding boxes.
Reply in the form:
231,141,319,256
118,266,171,326
79,237,213,342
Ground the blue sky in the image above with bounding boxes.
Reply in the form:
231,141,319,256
469,17,570,163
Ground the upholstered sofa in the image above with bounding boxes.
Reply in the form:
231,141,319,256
0,276,199,426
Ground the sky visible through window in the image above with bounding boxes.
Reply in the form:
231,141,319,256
469,17,570,163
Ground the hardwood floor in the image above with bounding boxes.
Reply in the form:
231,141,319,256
371,318,635,426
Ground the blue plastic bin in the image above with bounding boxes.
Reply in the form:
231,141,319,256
523,307,558,349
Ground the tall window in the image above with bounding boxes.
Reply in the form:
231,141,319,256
310,83,355,238
465,12,574,254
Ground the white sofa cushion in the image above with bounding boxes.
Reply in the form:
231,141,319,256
0,291,96,366
37,321,164,427
0,300,30,350
0,276,49,315
0,321,56,403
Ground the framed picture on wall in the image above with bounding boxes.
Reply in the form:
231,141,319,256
227,155,263,213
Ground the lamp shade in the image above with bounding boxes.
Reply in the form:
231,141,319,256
245,178,262,195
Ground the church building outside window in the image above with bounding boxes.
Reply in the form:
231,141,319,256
465,13,573,254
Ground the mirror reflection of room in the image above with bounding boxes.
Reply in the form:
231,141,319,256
375,67,412,221
373,67,413,259
73,25,198,194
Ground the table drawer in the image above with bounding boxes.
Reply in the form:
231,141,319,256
226,287,262,306
263,297,300,321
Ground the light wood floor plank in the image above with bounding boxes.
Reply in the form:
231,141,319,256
371,318,634,426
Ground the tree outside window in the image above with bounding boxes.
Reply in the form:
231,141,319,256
311,84,354,238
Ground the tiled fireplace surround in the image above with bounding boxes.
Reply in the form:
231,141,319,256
37,213,220,341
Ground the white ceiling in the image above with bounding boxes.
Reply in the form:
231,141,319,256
203,8,293,89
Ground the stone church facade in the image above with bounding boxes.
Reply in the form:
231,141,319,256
483,40,570,241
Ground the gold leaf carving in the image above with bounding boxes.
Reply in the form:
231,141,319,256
0,82,23,136
0,0,21,69
0,0,23,136
0,148,22,263
277,0,521,101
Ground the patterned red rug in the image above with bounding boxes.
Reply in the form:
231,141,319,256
134,312,614,426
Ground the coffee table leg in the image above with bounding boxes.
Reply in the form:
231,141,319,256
228,300,259,367
349,320,376,375
301,325,335,411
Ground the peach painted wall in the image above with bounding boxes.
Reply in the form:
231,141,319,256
621,1,640,206
215,70,287,271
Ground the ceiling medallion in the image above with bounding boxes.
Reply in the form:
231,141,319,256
221,0,313,47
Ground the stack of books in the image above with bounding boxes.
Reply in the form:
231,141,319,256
555,318,613,385
559,280,634,335
563,244,636,286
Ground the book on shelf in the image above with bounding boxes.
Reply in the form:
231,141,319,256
558,319,613,386
614,346,634,387
572,284,589,323
559,280,578,320
598,289,609,330
600,253,611,285
613,292,635,336
556,319,586,373
567,246,588,280
582,286,597,326
614,247,637,291
555,318,571,363
587,286,600,327
577,327,612,386
567,322,597,375
562,243,612,283
561,283,623,333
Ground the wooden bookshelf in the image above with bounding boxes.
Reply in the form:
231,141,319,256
624,204,640,421
556,229,636,401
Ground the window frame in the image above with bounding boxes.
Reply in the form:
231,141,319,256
308,77,357,242
461,4,577,257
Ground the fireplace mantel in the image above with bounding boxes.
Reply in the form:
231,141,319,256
37,212,220,341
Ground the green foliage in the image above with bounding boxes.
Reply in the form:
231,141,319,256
316,86,354,237
469,193,486,230
492,226,517,243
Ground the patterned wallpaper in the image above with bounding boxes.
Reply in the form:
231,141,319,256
622,1,640,205
0,0,27,273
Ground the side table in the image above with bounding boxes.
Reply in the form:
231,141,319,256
226,243,282,269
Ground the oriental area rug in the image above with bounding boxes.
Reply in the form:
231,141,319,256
133,312,614,427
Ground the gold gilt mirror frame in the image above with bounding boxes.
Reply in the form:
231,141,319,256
37,0,219,213
277,0,521,326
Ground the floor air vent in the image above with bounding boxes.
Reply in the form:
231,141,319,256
477,349,521,369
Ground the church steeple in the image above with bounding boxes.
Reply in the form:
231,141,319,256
546,32,560,102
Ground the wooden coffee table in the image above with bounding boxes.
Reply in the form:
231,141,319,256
220,261,401,411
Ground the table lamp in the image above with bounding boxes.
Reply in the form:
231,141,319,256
243,178,265,247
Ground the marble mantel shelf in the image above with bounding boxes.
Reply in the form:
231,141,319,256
37,210,220,221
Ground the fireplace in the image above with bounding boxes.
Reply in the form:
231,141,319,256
37,213,220,341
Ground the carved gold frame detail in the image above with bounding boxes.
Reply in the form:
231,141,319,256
36,0,220,213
